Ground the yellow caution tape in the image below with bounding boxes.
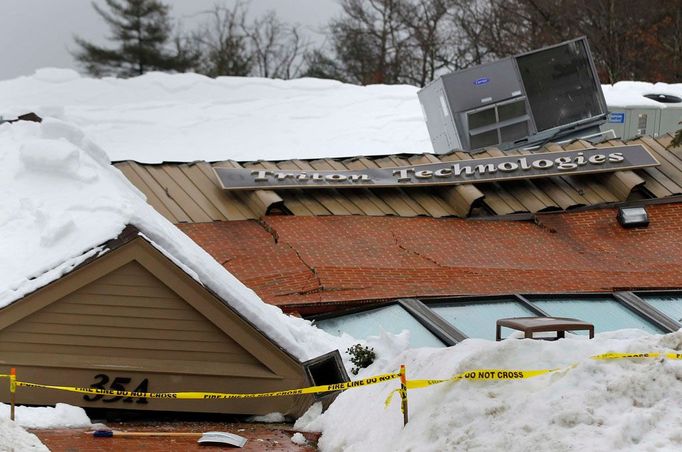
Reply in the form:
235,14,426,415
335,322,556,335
384,352,682,408
6,351,682,407
591,352,661,360
16,372,401,400
385,368,561,407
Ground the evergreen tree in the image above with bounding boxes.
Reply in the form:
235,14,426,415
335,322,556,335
74,0,196,77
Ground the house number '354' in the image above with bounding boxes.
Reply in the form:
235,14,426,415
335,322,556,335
83,374,149,404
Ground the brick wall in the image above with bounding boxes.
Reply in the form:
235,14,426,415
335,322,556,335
178,202,682,314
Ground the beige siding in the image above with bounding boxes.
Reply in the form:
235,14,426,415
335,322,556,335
0,261,264,375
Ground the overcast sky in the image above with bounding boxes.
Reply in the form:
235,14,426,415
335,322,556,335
0,0,339,81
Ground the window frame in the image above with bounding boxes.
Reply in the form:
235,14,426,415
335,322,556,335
309,299,464,346
306,290,682,345
424,294,546,340
626,290,682,331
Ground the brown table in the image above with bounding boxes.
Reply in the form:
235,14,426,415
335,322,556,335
496,317,594,341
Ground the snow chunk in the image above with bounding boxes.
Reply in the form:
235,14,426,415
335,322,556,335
0,403,91,429
291,432,307,445
294,402,323,431
20,138,97,182
246,412,286,423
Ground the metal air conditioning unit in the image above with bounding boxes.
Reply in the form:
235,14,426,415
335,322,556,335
601,93,682,141
418,37,608,154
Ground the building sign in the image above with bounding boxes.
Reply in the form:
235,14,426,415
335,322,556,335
213,145,659,191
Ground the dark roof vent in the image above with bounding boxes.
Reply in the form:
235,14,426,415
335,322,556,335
643,94,682,104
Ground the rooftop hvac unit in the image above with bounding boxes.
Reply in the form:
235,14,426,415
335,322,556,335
601,94,682,141
418,37,608,154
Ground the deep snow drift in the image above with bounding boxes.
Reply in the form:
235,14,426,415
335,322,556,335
2,69,679,164
0,118,346,362
299,329,682,452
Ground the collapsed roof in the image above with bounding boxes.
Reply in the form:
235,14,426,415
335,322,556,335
0,118,342,361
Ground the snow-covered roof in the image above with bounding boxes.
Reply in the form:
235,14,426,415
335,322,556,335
0,69,432,163
0,118,344,361
602,81,682,108
2,69,680,164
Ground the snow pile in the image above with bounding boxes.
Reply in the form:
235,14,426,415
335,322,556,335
603,81,682,108
0,118,347,362
300,330,682,451
0,403,91,429
0,418,47,451
0,68,431,163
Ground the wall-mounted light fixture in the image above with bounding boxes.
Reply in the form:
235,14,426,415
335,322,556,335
617,207,649,228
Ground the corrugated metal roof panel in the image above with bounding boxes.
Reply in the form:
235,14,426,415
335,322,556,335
114,134,682,223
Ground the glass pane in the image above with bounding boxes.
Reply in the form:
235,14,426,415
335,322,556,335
639,294,682,323
314,304,446,348
530,297,663,334
430,300,536,341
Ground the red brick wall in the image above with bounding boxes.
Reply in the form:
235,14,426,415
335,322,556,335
178,202,682,314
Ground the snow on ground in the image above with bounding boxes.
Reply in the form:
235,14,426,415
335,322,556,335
299,329,682,452
0,418,47,451
0,403,91,429
1,69,681,164
0,118,348,363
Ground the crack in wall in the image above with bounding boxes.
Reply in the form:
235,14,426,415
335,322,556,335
256,218,324,296
275,286,370,297
256,219,279,244
392,231,446,268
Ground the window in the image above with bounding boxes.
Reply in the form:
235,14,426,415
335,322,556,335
429,299,536,341
637,293,682,324
528,296,664,334
314,304,447,348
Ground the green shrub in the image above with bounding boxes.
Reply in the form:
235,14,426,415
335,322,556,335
346,344,376,375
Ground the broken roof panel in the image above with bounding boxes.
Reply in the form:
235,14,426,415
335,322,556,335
115,135,682,222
